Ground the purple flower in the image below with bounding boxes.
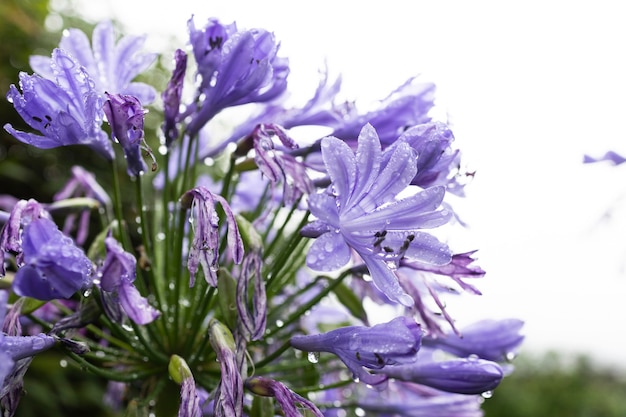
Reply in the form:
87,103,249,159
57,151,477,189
376,357,504,395
30,20,157,103
162,49,188,146
12,216,92,301
180,186,244,287
290,317,422,387
301,124,452,306
423,319,525,362
98,237,160,325
583,150,626,165
103,92,152,177
4,49,113,159
168,355,201,417
236,251,266,342
245,376,324,417
185,17,289,137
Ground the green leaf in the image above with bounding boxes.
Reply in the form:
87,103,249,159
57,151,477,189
216,269,238,330
250,395,275,417
332,281,369,324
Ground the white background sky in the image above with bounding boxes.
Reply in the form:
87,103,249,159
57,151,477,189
64,0,626,368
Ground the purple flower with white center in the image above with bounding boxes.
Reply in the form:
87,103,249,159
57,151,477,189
301,123,452,306
209,320,243,417
290,317,422,387
376,357,504,395
245,376,324,417
29,20,157,103
12,216,92,301
583,150,626,165
162,49,188,147
249,123,314,205
185,17,289,137
103,92,152,177
4,49,113,159
423,319,525,362
180,186,244,287
98,237,160,325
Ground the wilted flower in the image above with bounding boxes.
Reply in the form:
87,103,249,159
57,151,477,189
245,376,324,417
301,123,451,306
162,49,188,146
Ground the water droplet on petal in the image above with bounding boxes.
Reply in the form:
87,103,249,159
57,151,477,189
307,351,320,363
481,390,493,399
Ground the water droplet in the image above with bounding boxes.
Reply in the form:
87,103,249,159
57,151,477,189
505,351,517,361
275,320,284,328
59,359,68,368
307,352,320,363
156,232,166,241
481,390,493,399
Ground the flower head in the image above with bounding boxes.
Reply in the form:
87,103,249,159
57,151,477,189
30,20,157,103
185,17,289,136
4,49,112,159
11,215,92,301
290,317,422,387
302,124,452,306
162,49,188,146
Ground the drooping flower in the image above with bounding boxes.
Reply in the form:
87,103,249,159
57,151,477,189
236,251,267,342
12,216,92,301
103,92,154,177
29,20,157,103
422,319,525,362
4,49,113,159
209,320,243,417
290,317,422,387
98,236,160,325
375,357,504,395
245,376,324,417
301,123,452,306
185,17,289,137
180,186,244,287
162,49,188,147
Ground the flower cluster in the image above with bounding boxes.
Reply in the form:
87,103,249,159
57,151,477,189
1,16,523,417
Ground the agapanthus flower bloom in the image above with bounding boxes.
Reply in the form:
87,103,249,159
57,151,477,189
290,316,422,387
185,17,289,137
245,376,324,417
103,92,151,176
376,357,504,395
29,20,157,103
422,319,525,362
4,49,112,159
9,214,92,301
583,150,626,165
98,237,160,325
301,123,452,306
180,186,244,287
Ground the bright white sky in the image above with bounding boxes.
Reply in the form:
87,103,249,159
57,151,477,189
64,0,626,368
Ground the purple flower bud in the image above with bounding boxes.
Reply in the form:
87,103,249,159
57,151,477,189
423,319,525,362
236,251,266,341
103,92,151,177
168,355,201,417
245,376,324,417
162,49,187,147
377,358,504,395
98,237,160,325
209,320,243,417
290,317,422,387
181,187,244,287
12,217,92,300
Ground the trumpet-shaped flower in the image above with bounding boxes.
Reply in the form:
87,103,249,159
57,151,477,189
185,17,289,137
301,124,452,306
29,20,157,103
290,317,422,387
4,49,112,159
12,216,92,301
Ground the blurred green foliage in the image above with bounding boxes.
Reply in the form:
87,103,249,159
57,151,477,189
484,351,626,417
